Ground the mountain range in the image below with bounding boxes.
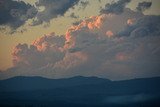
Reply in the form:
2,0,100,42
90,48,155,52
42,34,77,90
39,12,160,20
0,76,160,107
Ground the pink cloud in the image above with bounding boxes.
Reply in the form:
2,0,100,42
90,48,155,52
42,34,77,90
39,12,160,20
106,30,114,38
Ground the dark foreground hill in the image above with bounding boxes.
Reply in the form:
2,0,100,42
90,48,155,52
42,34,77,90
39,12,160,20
0,76,160,107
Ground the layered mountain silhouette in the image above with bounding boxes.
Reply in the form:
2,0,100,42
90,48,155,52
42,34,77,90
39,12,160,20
0,76,160,107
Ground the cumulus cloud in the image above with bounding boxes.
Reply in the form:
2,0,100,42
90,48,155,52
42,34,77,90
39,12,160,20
1,4,160,80
136,1,152,12
0,0,37,29
12,33,65,70
45,9,160,79
0,0,80,30
118,15,160,37
54,51,88,72
100,0,131,14
64,14,107,50
33,0,80,25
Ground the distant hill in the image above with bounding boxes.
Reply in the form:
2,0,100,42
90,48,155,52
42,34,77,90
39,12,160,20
0,76,160,107
0,76,110,92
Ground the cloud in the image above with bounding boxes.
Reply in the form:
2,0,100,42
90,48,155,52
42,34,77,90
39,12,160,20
64,14,107,50
72,20,83,25
53,9,160,79
106,30,114,38
0,0,80,30
127,18,135,25
118,15,160,37
0,0,37,29
70,13,79,19
33,0,80,25
100,0,131,14
1,5,160,80
12,33,65,69
78,1,89,10
136,1,152,12
54,51,88,71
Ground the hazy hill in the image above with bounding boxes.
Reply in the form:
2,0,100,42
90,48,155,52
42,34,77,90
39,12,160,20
0,76,160,107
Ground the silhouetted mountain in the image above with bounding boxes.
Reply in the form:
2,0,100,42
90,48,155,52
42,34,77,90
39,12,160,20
0,76,160,107
0,76,110,92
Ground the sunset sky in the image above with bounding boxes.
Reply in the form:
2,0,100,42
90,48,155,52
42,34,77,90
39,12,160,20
0,0,160,80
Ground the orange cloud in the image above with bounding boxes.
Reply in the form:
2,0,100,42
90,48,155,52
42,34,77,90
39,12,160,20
106,30,114,38
127,18,135,25
32,32,65,52
87,15,104,29
12,33,65,68
64,15,106,49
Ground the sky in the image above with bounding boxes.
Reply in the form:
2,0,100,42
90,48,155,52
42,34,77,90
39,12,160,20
0,0,160,80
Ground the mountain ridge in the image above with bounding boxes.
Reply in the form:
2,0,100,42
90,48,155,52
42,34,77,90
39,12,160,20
0,76,160,107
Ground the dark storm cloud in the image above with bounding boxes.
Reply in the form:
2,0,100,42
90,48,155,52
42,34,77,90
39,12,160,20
136,1,152,12
118,15,160,37
33,0,80,25
0,0,80,29
100,0,131,14
0,0,37,29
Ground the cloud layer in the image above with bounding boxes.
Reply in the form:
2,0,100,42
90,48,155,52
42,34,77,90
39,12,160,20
0,1,160,80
